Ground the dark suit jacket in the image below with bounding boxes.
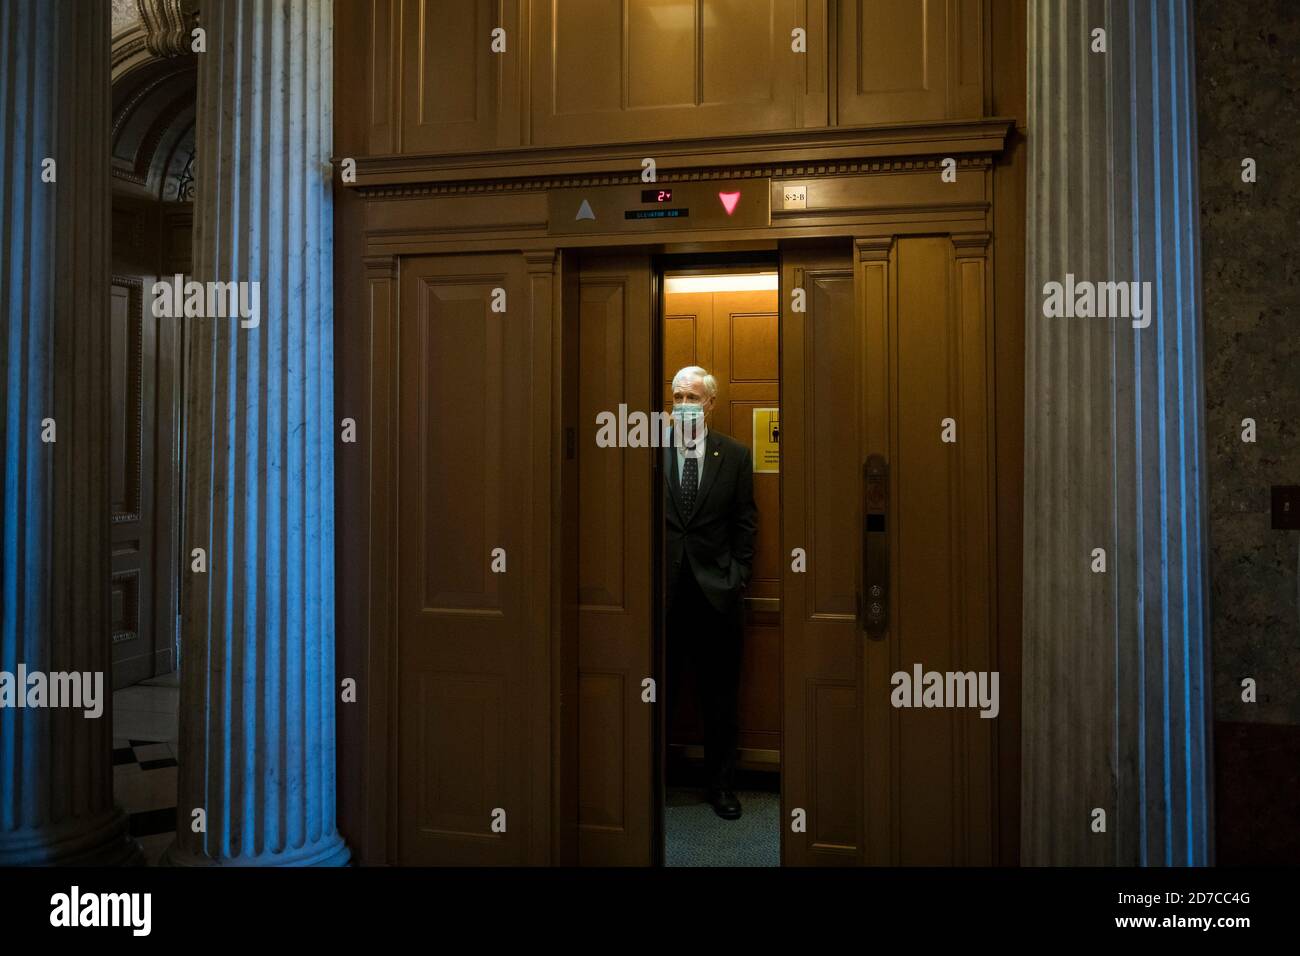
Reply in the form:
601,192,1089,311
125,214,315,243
665,429,758,615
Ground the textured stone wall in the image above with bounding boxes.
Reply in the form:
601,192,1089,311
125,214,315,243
1196,1,1300,726
1197,0,1300,863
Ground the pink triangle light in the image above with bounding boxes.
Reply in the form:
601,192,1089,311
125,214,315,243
718,191,741,216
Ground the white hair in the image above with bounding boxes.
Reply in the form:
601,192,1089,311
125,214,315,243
672,365,717,400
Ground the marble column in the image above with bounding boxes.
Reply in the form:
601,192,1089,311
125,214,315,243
1023,0,1213,864
0,1,140,864
165,0,347,866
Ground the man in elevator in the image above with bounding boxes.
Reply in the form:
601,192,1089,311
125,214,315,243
665,365,758,820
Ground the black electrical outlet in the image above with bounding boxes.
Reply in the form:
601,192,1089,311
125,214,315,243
1272,485,1300,530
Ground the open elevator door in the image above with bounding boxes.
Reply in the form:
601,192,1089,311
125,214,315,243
782,237,999,866
780,243,865,864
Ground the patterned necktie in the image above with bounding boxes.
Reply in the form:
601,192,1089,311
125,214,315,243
681,453,699,514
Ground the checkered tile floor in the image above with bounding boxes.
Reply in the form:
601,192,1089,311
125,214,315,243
112,674,179,865
113,739,177,772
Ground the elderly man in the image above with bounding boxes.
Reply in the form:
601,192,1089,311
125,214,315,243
665,366,758,819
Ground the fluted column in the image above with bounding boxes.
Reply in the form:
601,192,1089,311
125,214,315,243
0,1,139,864
1023,0,1213,864
166,0,347,866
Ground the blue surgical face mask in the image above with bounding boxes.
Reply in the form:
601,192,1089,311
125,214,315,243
673,402,705,440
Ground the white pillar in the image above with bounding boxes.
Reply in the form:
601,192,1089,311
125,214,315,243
0,0,139,865
1023,0,1213,865
166,0,347,866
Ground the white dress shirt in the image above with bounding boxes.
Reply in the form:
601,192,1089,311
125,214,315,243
672,423,709,486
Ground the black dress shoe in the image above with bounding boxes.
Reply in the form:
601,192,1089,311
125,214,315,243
708,789,742,820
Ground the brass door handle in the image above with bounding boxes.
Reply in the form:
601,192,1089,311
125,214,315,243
862,454,888,638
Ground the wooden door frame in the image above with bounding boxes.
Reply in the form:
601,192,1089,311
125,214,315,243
343,120,1022,865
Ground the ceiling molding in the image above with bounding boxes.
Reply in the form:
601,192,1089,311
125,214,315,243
137,0,200,58
355,154,997,200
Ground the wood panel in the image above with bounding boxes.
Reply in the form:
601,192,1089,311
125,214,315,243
334,0,378,864
531,0,804,145
781,244,862,865
395,251,548,864
575,252,654,865
989,0,1025,868
356,0,993,157
392,0,522,153
837,0,984,125
860,235,996,864
663,285,781,763
357,254,399,865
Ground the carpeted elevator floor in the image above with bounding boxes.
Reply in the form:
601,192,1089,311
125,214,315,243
663,769,781,867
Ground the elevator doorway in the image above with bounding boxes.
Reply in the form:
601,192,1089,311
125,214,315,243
660,266,782,867
571,242,871,867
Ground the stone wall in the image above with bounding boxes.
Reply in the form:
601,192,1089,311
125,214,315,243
1196,0,1300,863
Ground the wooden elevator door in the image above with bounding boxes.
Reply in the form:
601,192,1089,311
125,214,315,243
395,252,548,865
574,253,655,865
781,245,863,864
782,238,997,866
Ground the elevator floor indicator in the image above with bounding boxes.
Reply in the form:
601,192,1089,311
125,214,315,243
548,178,769,234
625,208,689,220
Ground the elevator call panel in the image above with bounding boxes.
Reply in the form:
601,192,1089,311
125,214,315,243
549,178,771,235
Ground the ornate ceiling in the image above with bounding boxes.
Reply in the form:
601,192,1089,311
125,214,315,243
110,0,198,201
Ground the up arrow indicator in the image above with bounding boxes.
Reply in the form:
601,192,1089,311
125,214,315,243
575,199,596,221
